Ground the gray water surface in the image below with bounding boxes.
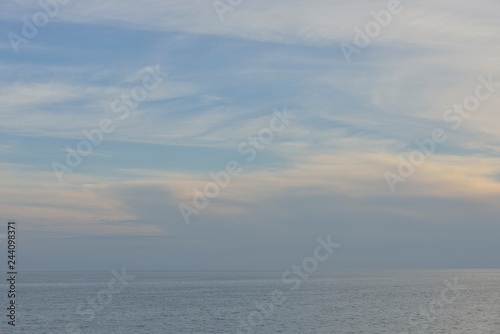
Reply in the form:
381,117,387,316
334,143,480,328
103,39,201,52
2,270,499,333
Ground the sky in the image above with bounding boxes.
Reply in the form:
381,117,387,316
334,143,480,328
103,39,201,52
0,0,499,271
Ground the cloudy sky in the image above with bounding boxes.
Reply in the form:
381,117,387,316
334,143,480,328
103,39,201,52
1,0,499,270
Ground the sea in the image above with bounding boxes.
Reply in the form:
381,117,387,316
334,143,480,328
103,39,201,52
1,269,499,333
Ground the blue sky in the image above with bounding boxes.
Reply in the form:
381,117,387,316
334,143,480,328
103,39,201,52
1,0,500,270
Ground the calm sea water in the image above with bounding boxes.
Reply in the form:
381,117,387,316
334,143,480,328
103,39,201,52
1,270,499,333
